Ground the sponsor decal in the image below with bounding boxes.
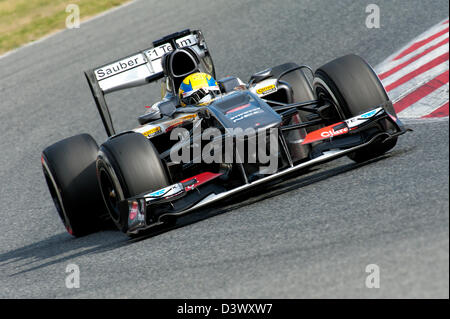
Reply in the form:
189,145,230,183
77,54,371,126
228,107,263,123
226,103,251,114
175,34,198,48
95,54,147,81
320,127,348,138
143,173,222,203
345,108,383,129
142,126,161,137
147,187,170,198
143,34,198,74
256,84,276,96
145,43,173,61
345,116,363,130
144,34,197,62
360,109,378,118
144,184,185,202
129,202,139,220
302,122,349,144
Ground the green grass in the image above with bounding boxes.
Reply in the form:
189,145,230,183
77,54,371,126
0,0,131,55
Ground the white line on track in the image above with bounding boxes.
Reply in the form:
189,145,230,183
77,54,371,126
380,43,449,87
398,83,449,118
387,61,449,102
376,18,450,72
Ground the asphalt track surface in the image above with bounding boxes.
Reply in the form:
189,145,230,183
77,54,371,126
0,0,448,298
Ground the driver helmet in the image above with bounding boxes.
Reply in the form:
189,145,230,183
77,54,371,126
178,72,220,106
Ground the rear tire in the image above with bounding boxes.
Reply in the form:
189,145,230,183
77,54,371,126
41,134,108,237
96,132,170,233
313,54,398,162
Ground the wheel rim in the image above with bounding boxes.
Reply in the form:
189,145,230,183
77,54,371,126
313,77,346,120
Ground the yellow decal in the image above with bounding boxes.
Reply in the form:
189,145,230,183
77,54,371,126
180,114,197,121
142,126,161,137
256,84,276,95
165,114,198,131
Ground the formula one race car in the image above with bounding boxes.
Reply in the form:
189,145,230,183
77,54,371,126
41,29,410,237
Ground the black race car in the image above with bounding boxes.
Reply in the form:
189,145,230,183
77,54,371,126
41,29,410,237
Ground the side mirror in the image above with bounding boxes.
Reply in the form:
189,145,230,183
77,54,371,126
249,68,272,84
138,106,161,125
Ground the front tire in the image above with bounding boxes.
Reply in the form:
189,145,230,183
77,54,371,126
96,132,170,232
313,54,398,162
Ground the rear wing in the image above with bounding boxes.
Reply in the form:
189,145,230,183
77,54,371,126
84,29,215,137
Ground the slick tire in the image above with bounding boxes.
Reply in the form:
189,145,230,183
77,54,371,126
313,54,398,162
96,132,170,233
41,134,109,237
